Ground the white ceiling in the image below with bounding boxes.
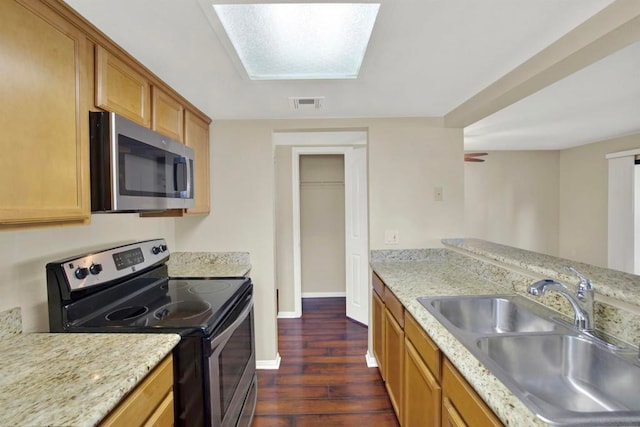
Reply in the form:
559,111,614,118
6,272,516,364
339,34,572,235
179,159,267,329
63,0,638,150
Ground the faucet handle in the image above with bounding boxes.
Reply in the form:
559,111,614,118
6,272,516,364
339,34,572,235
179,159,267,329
564,265,593,301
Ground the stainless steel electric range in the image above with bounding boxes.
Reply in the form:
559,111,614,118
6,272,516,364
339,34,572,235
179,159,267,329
45,239,256,427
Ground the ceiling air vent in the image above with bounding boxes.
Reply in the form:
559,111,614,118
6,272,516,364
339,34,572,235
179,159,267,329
289,97,324,111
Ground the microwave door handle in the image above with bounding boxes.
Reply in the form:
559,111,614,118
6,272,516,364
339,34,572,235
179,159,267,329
173,157,188,194
185,156,192,197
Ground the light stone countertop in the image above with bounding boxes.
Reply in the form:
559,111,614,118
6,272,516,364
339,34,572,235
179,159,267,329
0,332,180,427
371,249,551,427
443,238,640,307
167,251,250,278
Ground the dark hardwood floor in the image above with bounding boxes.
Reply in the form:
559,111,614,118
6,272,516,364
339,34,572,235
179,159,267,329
251,297,400,427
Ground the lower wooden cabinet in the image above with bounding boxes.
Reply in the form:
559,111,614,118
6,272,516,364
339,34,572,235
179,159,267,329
404,313,442,427
384,306,404,420
100,354,174,427
441,359,502,427
372,288,386,379
372,274,503,427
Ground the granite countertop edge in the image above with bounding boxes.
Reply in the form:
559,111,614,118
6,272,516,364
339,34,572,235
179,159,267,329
0,333,180,427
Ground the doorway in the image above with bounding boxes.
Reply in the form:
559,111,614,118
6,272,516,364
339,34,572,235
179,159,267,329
273,131,369,325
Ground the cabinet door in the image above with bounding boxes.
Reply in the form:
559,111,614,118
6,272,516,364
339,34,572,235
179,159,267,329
0,0,90,226
404,339,441,427
384,308,404,422
442,396,467,427
372,289,386,379
95,45,151,127
441,359,502,427
184,110,210,215
152,86,184,142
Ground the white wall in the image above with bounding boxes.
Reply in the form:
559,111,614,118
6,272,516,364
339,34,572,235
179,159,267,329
464,151,560,256
0,215,175,333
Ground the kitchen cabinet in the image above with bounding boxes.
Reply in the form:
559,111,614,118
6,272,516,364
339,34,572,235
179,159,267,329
95,45,151,127
372,275,386,379
404,313,441,427
384,296,404,421
184,110,211,215
152,86,184,142
100,354,174,427
441,359,502,427
0,0,90,227
372,273,502,427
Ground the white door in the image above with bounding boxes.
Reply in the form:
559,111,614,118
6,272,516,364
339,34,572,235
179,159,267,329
345,146,369,324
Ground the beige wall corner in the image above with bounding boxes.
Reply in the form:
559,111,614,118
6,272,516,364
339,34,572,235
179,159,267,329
464,151,560,256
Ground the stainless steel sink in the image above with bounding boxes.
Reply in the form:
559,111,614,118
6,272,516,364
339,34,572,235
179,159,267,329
418,294,568,335
417,294,640,425
476,334,640,425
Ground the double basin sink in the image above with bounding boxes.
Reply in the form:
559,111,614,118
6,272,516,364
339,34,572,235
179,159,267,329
418,295,640,426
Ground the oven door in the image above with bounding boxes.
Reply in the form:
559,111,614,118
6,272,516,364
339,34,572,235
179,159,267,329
206,292,256,427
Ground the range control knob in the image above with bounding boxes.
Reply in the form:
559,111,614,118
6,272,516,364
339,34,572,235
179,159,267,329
75,267,89,280
160,244,168,252
152,246,161,255
89,263,103,275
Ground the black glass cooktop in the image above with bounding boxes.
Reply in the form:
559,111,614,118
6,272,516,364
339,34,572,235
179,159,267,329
68,276,251,337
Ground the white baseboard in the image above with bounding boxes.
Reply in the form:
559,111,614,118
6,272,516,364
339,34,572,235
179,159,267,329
256,353,281,370
301,292,346,298
365,351,379,368
277,311,301,318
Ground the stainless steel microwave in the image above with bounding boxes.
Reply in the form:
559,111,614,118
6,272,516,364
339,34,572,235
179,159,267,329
90,112,194,212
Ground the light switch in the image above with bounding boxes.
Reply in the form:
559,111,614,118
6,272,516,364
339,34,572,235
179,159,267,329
384,230,399,244
434,186,444,202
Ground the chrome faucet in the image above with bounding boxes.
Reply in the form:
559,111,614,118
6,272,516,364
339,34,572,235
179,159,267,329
528,266,594,331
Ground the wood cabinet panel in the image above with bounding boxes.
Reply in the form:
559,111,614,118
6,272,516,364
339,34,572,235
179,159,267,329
404,339,441,427
385,307,404,421
442,396,467,427
405,313,441,381
100,354,174,427
184,110,210,215
442,359,502,427
373,272,385,297
384,288,404,328
152,86,184,142
372,289,386,379
95,45,151,127
0,0,90,226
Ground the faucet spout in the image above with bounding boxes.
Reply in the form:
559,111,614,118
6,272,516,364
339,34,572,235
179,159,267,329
528,273,594,332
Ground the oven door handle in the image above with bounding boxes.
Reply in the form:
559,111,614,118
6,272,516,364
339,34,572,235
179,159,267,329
209,299,253,351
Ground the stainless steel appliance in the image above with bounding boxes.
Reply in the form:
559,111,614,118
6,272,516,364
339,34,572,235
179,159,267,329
90,112,195,212
46,239,256,427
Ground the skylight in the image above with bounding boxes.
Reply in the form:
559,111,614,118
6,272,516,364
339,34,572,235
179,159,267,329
212,3,380,80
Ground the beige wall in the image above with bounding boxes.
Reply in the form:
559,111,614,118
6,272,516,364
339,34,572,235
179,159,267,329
174,120,278,361
275,146,295,313
300,155,345,296
274,118,464,315
464,151,560,256
0,215,175,333
462,133,640,268
559,133,640,267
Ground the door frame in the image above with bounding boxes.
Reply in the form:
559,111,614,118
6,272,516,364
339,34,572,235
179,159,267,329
276,133,367,320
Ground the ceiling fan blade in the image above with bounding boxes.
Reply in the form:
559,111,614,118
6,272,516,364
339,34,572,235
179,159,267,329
464,152,488,158
464,157,485,162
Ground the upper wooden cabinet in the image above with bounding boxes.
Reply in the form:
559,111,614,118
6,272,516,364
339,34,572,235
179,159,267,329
184,110,211,215
152,86,184,142
95,45,151,127
0,0,90,227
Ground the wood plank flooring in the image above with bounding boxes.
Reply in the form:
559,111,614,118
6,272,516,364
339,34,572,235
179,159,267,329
252,297,400,427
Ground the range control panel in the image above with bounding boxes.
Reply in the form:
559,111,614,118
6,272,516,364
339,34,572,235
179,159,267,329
57,239,169,291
